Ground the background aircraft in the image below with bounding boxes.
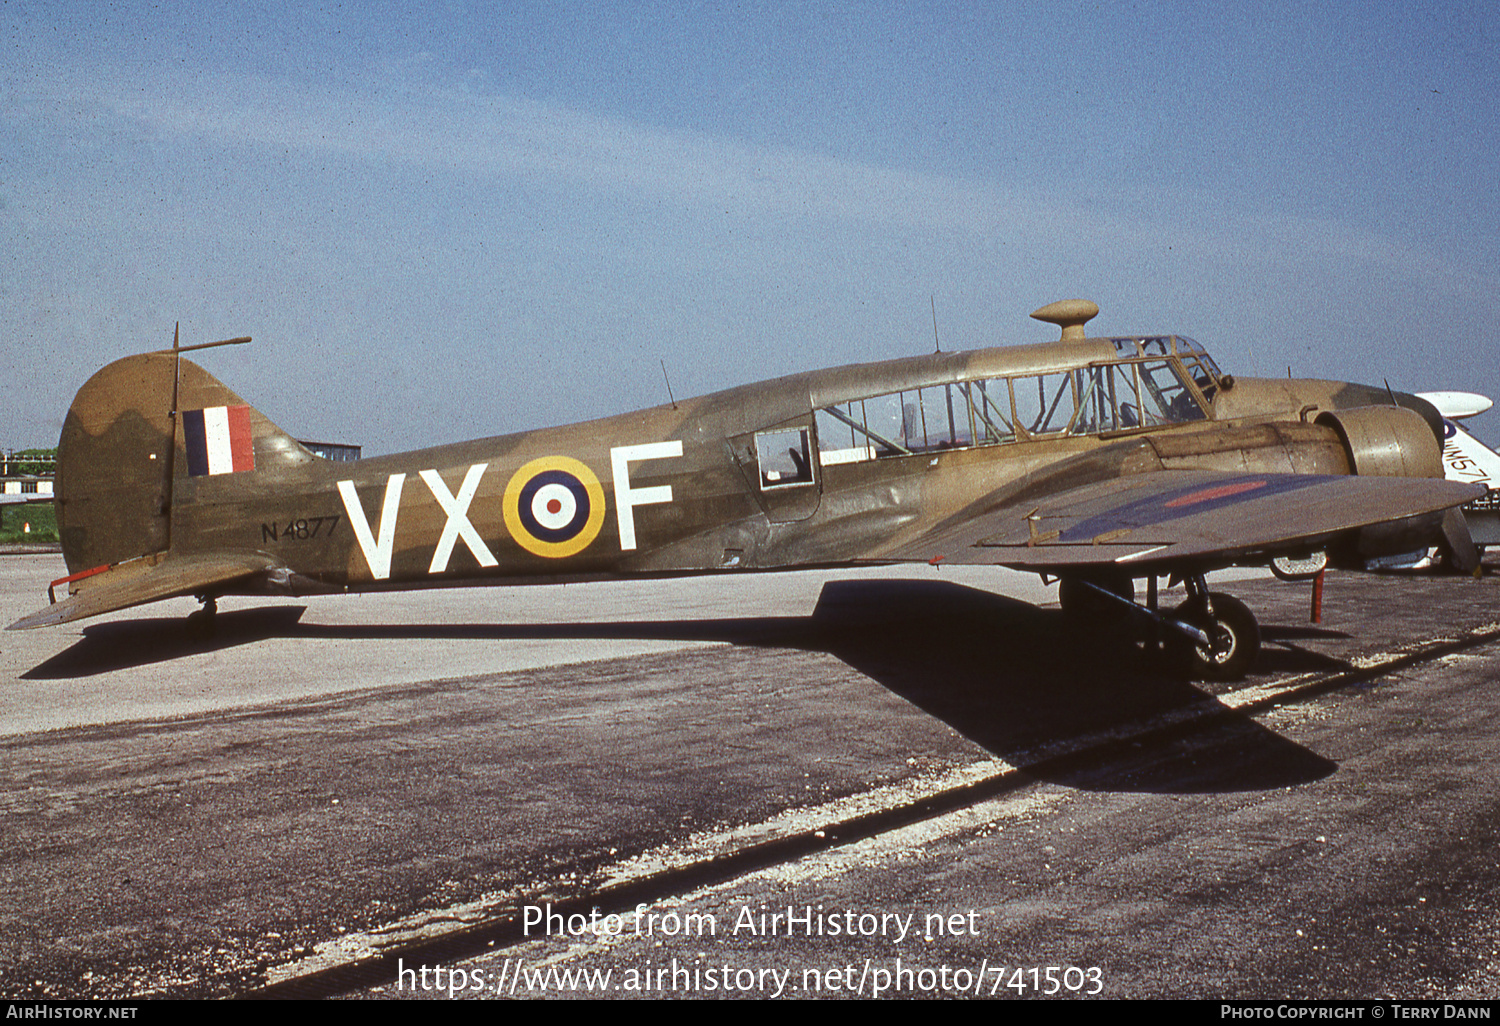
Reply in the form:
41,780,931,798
1420,391,1500,547
11,300,1482,680
1356,391,1500,570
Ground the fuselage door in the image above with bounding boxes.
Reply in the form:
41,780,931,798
729,416,822,523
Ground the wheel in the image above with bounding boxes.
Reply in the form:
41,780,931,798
186,596,218,639
1170,592,1260,680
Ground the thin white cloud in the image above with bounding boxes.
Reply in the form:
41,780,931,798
10,50,1472,290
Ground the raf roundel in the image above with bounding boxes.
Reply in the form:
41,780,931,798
502,456,607,558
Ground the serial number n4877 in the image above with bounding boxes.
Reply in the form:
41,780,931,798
261,516,339,543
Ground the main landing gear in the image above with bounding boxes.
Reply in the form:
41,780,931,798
1168,578,1260,680
1058,572,1262,680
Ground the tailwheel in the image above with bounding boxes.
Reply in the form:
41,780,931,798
1170,591,1260,680
186,595,218,639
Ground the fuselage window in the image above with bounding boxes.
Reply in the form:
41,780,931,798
816,397,909,464
756,428,815,488
1013,371,1075,436
1073,365,1118,434
863,393,910,455
906,384,971,451
816,404,871,465
817,378,1034,465
970,379,1017,444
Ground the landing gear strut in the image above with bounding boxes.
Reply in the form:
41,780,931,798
1057,572,1262,680
1058,571,1133,626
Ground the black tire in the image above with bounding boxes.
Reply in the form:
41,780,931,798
1170,592,1260,680
186,596,218,639
185,608,217,640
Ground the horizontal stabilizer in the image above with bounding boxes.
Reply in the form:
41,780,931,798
7,551,276,630
1417,391,1494,421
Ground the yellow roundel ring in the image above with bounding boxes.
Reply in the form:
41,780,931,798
502,455,607,558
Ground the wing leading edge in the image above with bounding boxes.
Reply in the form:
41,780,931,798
889,471,1485,572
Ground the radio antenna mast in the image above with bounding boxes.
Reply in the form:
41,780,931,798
660,359,678,410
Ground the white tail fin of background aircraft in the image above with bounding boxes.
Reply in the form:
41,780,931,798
1415,392,1500,551
1418,392,1500,495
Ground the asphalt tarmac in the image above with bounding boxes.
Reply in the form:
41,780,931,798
3,553,1500,1000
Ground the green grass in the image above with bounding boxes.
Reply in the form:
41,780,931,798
0,500,58,543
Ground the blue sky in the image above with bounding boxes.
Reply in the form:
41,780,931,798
4,1,1498,452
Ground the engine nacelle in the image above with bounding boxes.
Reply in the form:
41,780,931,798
1313,405,1442,479
1333,510,1445,564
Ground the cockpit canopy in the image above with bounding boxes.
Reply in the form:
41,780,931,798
812,335,1222,468
1110,335,1224,395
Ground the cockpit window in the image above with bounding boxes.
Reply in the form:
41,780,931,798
1174,335,1219,369
1173,337,1223,397
1072,359,1205,434
1112,335,1222,396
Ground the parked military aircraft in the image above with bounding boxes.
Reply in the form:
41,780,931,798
10,300,1484,679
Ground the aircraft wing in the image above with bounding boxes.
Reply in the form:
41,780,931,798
889,470,1485,572
7,551,278,630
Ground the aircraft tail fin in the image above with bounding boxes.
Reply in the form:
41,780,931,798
52,347,315,576
1438,417,1500,493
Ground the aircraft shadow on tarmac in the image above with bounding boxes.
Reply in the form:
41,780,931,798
804,580,1338,793
27,579,1339,793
